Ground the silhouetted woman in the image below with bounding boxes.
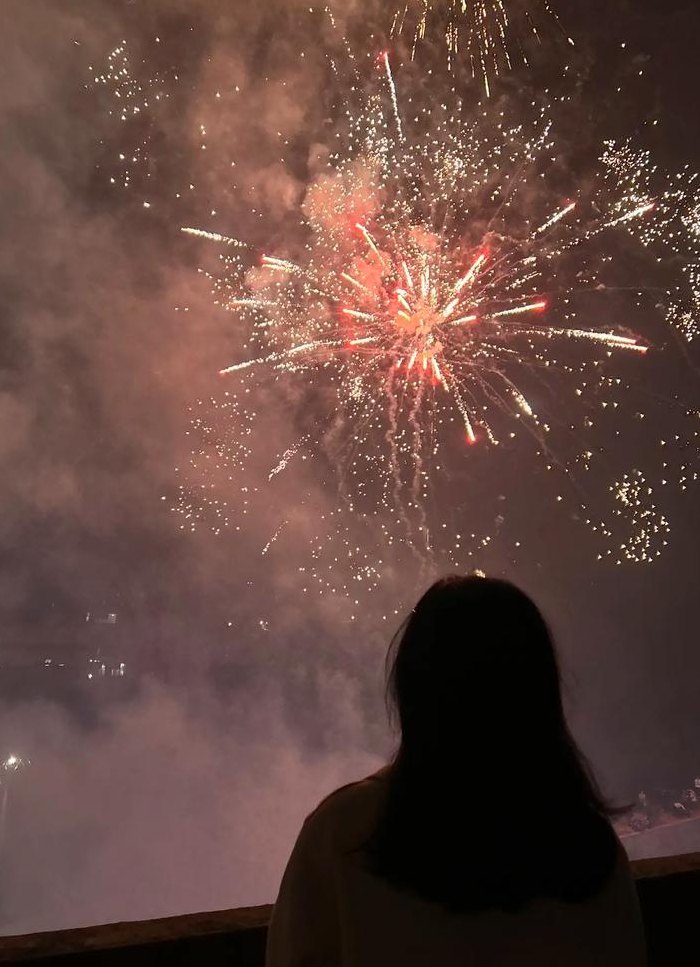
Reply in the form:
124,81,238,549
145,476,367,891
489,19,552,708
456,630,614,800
267,576,646,966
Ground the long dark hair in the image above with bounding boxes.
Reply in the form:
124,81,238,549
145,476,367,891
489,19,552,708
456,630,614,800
365,575,618,912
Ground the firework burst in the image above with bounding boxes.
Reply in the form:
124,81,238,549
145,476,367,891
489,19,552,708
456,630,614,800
182,59,661,550
390,0,574,94
91,36,699,605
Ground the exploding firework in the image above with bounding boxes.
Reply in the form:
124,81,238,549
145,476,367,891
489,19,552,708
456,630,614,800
92,35,699,609
390,0,574,94
180,58,664,554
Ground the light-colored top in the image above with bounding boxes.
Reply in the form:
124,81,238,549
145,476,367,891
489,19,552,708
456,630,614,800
266,772,647,967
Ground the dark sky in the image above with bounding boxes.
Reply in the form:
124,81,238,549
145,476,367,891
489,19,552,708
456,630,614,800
0,0,699,933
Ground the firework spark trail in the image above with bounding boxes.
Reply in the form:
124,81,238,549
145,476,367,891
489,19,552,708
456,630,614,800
382,51,404,142
181,227,247,247
536,201,576,234
269,437,309,480
605,202,656,228
262,519,289,555
219,337,378,374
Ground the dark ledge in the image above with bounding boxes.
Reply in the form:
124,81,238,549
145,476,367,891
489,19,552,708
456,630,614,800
1,855,699,965
0,905,272,965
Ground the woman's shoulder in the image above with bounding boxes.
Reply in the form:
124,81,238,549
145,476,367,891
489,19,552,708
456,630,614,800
310,768,389,819
302,768,390,848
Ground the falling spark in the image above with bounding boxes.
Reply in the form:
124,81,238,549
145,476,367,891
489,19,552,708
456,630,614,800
269,437,309,479
605,201,655,228
181,227,246,247
262,520,289,555
537,201,576,234
493,301,547,318
382,51,404,142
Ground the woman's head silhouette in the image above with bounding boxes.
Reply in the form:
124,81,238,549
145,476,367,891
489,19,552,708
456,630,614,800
390,575,565,763
366,574,618,912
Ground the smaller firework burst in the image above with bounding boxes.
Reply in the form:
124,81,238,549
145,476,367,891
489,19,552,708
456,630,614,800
602,142,700,346
390,0,574,95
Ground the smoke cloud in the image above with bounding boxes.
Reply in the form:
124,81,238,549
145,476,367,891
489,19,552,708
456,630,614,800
0,682,382,934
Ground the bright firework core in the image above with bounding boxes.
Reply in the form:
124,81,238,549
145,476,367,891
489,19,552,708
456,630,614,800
341,229,497,436
347,225,466,374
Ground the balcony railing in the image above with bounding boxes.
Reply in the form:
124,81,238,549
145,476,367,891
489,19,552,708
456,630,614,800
0,854,698,965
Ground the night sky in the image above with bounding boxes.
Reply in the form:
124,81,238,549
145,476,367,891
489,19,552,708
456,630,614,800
0,0,699,934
